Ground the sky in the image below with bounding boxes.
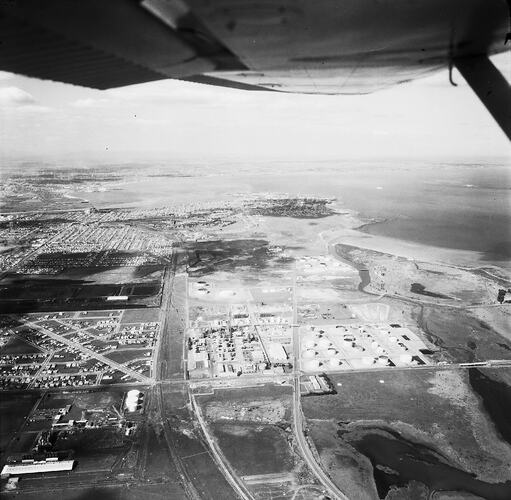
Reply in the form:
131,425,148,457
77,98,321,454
0,52,509,163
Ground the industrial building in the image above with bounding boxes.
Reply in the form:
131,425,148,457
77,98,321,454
1,458,75,477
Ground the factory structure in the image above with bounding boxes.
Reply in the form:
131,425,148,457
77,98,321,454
187,305,293,378
1,456,75,478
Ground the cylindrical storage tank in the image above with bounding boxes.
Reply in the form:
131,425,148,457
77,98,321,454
388,336,398,343
303,339,316,349
376,355,389,366
303,359,321,371
328,358,342,368
352,344,365,353
303,349,317,359
126,402,137,412
399,353,413,364
126,390,140,403
326,348,337,356
125,390,140,412
317,337,331,349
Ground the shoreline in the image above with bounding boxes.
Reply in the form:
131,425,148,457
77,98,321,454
352,216,511,269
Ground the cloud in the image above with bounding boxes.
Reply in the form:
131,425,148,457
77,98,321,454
0,86,36,106
0,86,50,112
0,71,15,82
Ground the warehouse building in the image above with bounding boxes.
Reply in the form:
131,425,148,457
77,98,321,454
1,457,75,477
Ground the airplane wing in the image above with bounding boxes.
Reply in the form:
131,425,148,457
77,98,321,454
1,0,509,135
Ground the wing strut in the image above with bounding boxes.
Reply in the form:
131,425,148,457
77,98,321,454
454,55,511,141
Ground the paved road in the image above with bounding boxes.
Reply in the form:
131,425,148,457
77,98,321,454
304,360,511,377
155,385,202,500
292,374,349,500
28,348,56,389
190,393,254,500
155,261,175,381
291,269,349,500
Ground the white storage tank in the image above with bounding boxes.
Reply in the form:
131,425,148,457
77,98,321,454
125,390,141,412
303,359,321,371
303,349,317,359
317,337,331,349
376,355,389,366
399,353,413,364
352,344,365,353
328,358,342,368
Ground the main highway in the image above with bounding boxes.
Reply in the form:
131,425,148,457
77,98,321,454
190,394,254,500
291,269,349,500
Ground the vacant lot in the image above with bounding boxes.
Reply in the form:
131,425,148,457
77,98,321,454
62,265,164,284
181,239,293,278
0,274,161,313
302,369,511,487
418,306,511,362
0,392,39,453
106,349,149,364
1,336,41,355
159,386,239,500
198,384,293,423
121,308,160,323
211,423,294,476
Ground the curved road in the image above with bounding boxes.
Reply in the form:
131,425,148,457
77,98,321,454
292,374,349,500
291,268,349,500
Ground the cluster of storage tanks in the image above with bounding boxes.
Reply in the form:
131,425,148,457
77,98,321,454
124,389,143,413
355,324,414,365
300,325,414,371
301,330,343,371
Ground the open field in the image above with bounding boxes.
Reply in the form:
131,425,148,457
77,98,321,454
1,336,41,355
335,244,501,305
0,393,39,453
60,265,164,284
211,423,294,476
196,384,293,422
196,384,324,499
302,368,511,498
105,349,150,364
182,239,294,279
0,274,162,313
121,308,160,323
158,386,239,500
469,304,511,342
418,306,511,363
